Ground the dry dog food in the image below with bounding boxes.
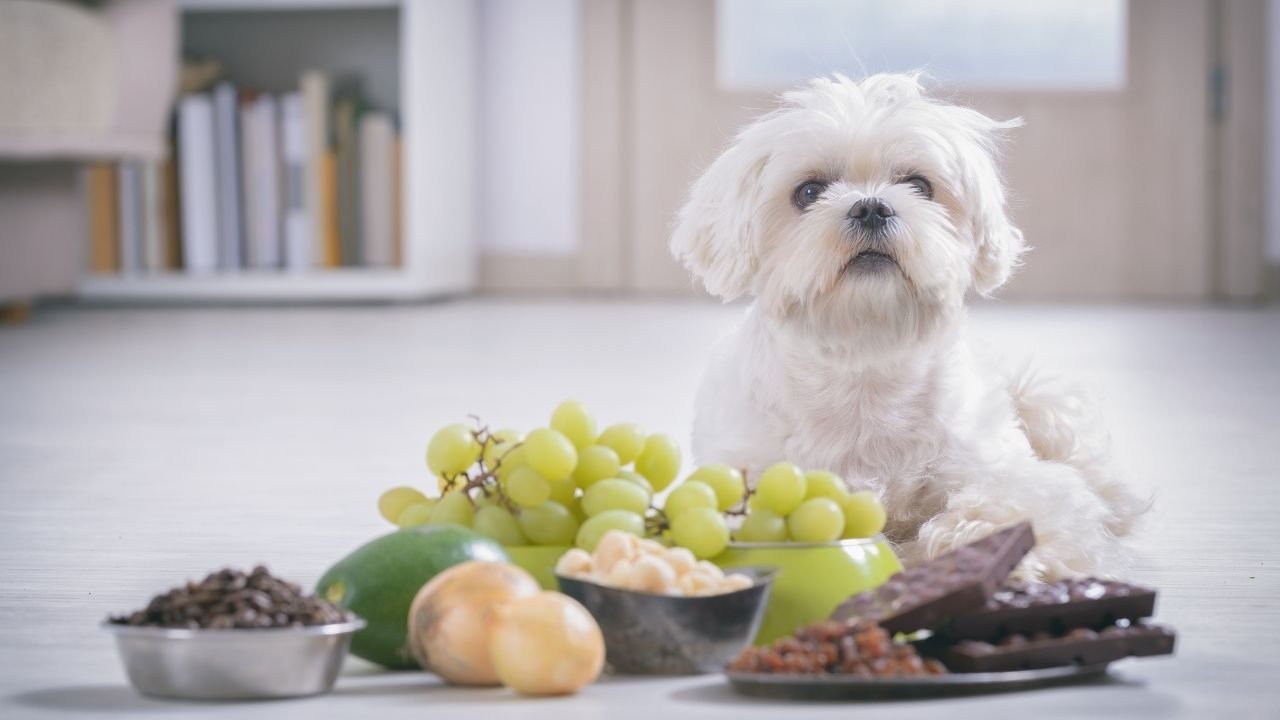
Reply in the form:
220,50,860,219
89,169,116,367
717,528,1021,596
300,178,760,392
109,565,354,629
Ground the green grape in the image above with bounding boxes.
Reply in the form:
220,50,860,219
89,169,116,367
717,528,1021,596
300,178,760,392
574,509,645,551
378,486,429,524
735,509,788,542
437,475,465,495
547,476,578,508
426,423,482,476
495,444,528,481
756,462,807,516
581,478,650,517
670,507,730,559
518,501,579,546
523,428,578,481
787,497,845,543
430,490,475,528
635,433,681,491
687,463,746,511
550,400,598,450
572,445,621,489
804,470,849,501
397,502,435,528
662,481,718,521
617,469,654,497
597,423,645,465
660,479,721,517
474,505,529,545
841,490,887,538
506,467,551,508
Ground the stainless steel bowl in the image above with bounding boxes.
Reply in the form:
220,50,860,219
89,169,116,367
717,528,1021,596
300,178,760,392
104,620,365,700
556,565,775,675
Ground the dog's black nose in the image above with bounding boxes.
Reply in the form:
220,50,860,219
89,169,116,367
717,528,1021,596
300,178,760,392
848,197,895,230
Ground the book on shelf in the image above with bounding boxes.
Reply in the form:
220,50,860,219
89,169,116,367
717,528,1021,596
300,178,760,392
85,162,119,274
320,149,341,268
335,95,362,267
280,91,311,272
359,111,396,268
161,147,182,270
116,162,142,274
178,93,219,273
392,133,403,266
301,70,337,269
241,94,283,269
140,161,164,273
212,82,245,270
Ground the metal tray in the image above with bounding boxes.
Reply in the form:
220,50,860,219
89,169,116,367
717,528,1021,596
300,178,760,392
725,663,1111,700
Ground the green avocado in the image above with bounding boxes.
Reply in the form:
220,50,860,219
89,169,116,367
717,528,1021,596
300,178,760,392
316,524,508,669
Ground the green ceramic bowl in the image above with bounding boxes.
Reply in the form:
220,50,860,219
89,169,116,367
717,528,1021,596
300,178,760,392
503,545,571,590
713,536,902,644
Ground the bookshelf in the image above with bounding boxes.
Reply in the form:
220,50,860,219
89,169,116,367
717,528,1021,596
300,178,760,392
77,0,478,303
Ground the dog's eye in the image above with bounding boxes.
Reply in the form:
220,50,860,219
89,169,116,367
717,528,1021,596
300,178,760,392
903,174,933,200
792,180,829,210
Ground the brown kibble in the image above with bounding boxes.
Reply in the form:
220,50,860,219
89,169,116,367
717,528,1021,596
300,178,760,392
107,567,355,630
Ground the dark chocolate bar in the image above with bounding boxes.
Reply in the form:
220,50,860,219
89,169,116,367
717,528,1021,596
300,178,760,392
947,578,1157,641
832,522,1036,634
945,622,1176,673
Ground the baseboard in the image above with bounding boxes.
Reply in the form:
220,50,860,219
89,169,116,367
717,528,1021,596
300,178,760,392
479,253,580,291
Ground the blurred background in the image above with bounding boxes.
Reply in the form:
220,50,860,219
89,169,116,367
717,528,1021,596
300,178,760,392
0,0,1272,307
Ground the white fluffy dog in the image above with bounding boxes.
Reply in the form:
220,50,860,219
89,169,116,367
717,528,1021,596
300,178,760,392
670,74,1146,580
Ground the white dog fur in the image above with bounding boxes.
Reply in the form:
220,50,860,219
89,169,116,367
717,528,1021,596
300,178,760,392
670,74,1147,580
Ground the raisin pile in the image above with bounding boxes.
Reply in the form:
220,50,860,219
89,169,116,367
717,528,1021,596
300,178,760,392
728,620,947,677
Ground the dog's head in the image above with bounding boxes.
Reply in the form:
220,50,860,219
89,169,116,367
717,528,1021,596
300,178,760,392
671,74,1026,351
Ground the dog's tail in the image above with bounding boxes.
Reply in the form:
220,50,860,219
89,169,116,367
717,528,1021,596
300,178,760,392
1007,363,1151,538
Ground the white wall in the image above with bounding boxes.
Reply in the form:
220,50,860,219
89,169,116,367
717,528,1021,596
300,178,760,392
479,0,581,256
1269,0,1280,264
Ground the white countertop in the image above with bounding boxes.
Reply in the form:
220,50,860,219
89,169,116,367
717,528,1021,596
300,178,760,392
1,301,1277,719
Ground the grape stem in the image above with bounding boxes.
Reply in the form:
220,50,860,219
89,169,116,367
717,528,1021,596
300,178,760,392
438,420,523,516
723,466,755,517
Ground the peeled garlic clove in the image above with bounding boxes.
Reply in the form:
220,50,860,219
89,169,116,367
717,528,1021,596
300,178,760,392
594,530,638,573
604,557,635,587
635,538,666,556
555,548,594,577
695,560,724,579
663,547,697,576
719,573,754,593
678,569,714,596
628,554,678,594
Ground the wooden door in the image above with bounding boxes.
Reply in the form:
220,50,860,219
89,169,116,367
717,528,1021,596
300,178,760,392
620,0,1216,300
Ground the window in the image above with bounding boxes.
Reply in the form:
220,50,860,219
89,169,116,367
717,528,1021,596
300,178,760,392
717,0,1127,91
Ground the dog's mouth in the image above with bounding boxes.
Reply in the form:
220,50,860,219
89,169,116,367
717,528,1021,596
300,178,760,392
845,250,898,272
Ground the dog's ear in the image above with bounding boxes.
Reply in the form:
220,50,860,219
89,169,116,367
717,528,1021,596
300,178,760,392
952,109,1029,296
670,134,772,301
971,196,1027,296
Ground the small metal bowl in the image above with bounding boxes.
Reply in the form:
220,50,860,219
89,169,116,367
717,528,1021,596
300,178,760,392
104,619,365,700
556,566,775,675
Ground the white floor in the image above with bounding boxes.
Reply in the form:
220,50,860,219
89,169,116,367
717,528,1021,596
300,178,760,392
1,299,1277,719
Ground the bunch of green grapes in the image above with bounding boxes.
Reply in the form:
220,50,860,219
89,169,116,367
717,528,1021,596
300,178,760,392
376,400,887,561
376,400,682,552
732,462,887,545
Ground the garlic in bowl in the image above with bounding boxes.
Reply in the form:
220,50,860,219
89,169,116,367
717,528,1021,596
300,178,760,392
555,531,754,596
554,531,775,674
